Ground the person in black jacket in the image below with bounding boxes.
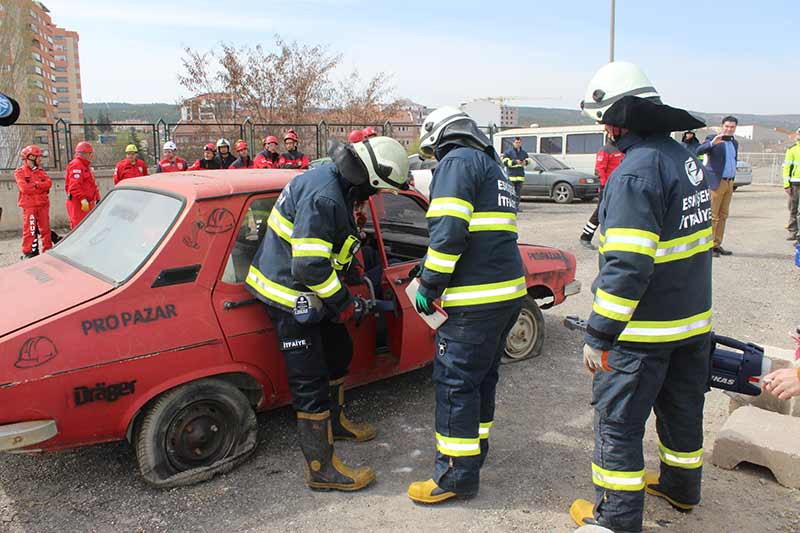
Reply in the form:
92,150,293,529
214,138,237,169
681,131,700,154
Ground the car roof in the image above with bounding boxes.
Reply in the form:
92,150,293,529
116,169,303,200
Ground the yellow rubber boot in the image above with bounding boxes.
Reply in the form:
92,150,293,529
330,378,377,442
644,472,695,512
297,411,375,491
407,479,457,504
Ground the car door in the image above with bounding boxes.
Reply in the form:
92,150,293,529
365,191,437,372
525,157,548,197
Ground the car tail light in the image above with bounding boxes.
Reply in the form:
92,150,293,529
579,178,588,184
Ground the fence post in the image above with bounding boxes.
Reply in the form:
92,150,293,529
242,117,254,151
54,118,68,170
156,119,167,161
383,120,392,138
317,120,327,158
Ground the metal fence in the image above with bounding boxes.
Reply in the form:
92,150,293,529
739,152,786,186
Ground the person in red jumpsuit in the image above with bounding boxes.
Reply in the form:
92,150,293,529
188,143,221,170
254,136,281,169
348,130,365,143
113,144,149,185
65,141,100,229
14,145,52,258
156,141,188,173
578,141,625,248
278,131,310,169
230,140,254,168
362,126,378,139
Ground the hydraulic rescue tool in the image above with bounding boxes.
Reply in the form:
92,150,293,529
563,316,771,396
293,277,394,325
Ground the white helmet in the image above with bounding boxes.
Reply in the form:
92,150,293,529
350,136,409,191
418,106,472,159
163,141,177,151
581,61,660,122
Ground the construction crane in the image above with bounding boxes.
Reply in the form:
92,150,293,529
479,95,562,107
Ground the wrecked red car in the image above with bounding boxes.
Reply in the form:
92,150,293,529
0,168,579,487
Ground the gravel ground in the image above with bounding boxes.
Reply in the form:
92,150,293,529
1,185,799,532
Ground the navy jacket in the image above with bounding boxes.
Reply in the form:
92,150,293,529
696,134,738,189
501,147,529,182
421,146,525,312
586,133,712,351
246,163,357,313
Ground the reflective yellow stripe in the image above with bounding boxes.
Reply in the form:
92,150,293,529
618,309,712,343
291,237,333,258
479,421,493,440
267,208,294,242
245,265,300,308
441,276,526,308
427,197,474,223
424,247,461,274
435,432,480,457
469,212,518,233
307,270,342,299
658,441,703,469
332,235,359,271
592,463,645,491
593,288,638,322
598,227,659,258
654,227,713,264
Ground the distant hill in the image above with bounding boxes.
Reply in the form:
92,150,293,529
84,102,180,123
514,106,800,130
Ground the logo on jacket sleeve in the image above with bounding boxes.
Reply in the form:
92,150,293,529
685,157,704,186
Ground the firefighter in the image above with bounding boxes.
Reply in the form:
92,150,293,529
579,141,625,248
156,141,188,173
783,127,800,242
278,131,310,169
230,140,254,168
569,62,711,532
245,136,409,492
14,145,52,258
254,136,281,169
188,143,221,170
65,141,100,229
501,137,529,212
407,107,525,504
215,138,237,169
113,144,148,185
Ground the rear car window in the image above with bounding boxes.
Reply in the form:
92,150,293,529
52,189,183,284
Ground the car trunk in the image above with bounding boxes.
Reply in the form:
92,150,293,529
0,254,113,339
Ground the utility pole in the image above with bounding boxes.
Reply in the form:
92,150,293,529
609,0,616,62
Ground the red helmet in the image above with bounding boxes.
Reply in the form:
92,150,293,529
20,145,43,158
348,130,365,143
75,141,93,153
263,135,279,145
362,126,377,138
284,131,299,143
203,143,216,152
234,140,248,151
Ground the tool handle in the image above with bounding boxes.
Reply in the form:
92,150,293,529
713,334,764,354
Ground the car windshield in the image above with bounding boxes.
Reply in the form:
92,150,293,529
533,154,570,171
51,189,183,284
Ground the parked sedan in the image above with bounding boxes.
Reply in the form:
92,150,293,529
734,160,753,190
522,154,599,204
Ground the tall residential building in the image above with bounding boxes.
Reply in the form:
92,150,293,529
52,27,83,124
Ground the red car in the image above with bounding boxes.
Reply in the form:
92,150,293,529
0,169,580,487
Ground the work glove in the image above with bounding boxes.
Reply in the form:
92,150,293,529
336,295,368,325
80,199,90,212
408,262,423,279
583,344,610,373
415,282,440,316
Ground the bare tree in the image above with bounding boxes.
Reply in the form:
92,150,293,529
177,47,233,135
328,70,401,125
275,36,340,122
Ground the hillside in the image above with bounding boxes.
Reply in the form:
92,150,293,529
83,102,180,123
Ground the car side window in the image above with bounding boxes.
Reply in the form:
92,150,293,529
221,196,277,284
365,193,429,265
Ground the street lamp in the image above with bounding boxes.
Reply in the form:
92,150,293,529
610,0,616,62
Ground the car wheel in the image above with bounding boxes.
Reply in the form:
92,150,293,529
552,182,574,204
502,296,545,364
136,378,257,488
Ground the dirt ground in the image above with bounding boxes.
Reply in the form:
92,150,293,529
1,185,799,532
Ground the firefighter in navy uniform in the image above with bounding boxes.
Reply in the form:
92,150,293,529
501,136,529,211
407,107,525,504
245,136,409,491
569,62,712,532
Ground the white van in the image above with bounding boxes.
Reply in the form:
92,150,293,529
494,125,606,175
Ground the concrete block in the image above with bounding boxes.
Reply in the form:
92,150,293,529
712,405,800,489
728,344,800,417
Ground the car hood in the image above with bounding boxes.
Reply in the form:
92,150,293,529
542,169,595,180
0,254,113,339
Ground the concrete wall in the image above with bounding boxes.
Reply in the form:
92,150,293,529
0,169,115,232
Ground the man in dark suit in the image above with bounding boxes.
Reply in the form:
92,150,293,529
697,116,739,257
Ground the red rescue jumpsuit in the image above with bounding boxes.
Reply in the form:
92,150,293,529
278,150,310,169
156,157,188,173
113,158,149,185
14,164,52,254
254,150,281,169
65,157,100,229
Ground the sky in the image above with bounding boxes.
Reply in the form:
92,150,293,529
41,0,798,115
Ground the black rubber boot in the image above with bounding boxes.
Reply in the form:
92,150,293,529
329,378,376,442
296,411,375,491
